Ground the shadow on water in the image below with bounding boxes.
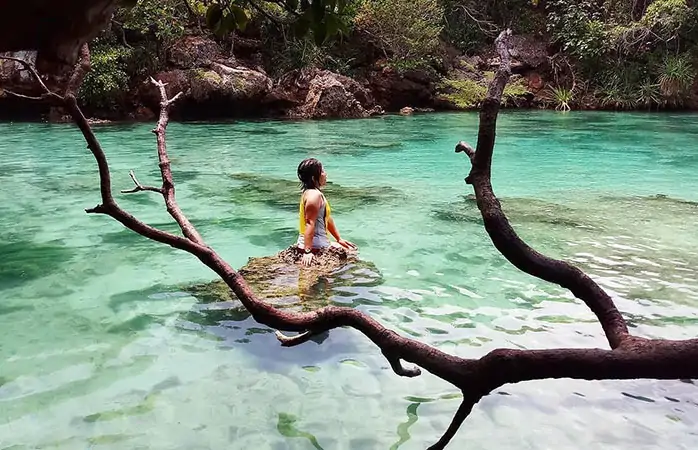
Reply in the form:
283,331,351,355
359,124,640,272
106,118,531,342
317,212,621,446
100,254,388,372
224,172,406,213
0,240,74,290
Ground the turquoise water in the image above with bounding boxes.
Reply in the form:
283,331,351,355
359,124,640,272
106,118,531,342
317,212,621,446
1,111,697,449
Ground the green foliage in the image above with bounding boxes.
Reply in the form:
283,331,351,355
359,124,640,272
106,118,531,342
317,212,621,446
636,79,662,109
641,0,690,39
353,0,443,64
203,0,350,44
546,86,573,111
439,74,530,109
439,79,486,108
268,36,329,75
659,54,695,101
546,0,609,67
78,45,132,108
117,0,188,43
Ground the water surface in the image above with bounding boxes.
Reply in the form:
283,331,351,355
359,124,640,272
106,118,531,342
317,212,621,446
1,111,697,449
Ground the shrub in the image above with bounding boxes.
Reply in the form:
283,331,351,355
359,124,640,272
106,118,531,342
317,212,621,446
658,54,695,102
439,74,530,109
353,0,443,65
78,45,133,108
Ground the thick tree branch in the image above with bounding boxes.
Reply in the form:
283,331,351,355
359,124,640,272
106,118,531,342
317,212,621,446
9,30,698,449
458,30,629,349
427,398,477,450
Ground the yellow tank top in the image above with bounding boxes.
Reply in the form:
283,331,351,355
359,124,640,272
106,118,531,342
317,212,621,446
299,192,331,234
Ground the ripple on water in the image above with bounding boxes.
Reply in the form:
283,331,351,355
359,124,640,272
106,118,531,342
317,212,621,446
1,113,698,449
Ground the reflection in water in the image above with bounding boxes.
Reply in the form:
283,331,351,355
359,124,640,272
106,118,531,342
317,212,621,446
277,413,324,450
390,403,421,450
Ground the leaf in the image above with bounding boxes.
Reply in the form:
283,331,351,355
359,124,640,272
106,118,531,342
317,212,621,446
230,5,249,31
206,3,224,29
119,0,139,7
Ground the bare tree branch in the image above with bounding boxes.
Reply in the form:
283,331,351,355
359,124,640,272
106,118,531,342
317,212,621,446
0,55,52,94
462,30,629,349
121,170,164,194
8,29,698,449
2,89,47,101
149,77,204,245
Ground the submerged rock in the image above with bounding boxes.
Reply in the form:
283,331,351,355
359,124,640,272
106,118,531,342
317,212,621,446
184,244,382,313
227,172,404,213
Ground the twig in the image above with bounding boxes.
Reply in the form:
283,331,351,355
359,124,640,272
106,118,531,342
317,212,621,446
121,170,164,194
2,89,48,101
0,56,51,94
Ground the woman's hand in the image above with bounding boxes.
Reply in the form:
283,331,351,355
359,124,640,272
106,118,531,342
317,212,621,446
301,252,314,266
337,239,357,250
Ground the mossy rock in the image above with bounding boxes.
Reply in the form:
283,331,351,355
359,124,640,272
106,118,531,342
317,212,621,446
184,244,383,314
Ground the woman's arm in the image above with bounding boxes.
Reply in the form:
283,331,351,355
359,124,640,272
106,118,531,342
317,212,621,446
327,216,357,249
303,192,321,250
327,216,341,242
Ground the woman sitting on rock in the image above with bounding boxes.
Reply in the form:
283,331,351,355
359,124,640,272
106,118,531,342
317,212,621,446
297,157,357,266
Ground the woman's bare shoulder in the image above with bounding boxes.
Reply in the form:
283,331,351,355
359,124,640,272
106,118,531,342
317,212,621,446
303,189,323,204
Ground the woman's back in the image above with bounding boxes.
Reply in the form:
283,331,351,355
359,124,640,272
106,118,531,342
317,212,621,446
298,189,330,249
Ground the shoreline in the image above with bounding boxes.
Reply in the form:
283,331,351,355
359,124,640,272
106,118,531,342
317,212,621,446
3,105,698,126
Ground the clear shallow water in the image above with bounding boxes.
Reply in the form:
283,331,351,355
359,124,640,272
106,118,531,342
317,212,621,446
1,111,697,449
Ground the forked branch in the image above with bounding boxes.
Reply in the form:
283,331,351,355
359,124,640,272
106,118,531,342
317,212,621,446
5,30,698,450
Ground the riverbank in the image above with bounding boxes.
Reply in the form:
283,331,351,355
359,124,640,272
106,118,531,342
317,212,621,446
3,31,697,124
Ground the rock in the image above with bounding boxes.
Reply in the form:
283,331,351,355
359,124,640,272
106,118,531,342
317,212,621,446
87,117,113,125
143,63,273,117
183,244,383,311
194,63,272,102
508,35,549,70
367,66,439,111
482,34,549,74
399,106,415,115
48,107,71,123
168,36,222,69
0,0,117,74
132,105,156,121
526,72,545,92
286,70,383,120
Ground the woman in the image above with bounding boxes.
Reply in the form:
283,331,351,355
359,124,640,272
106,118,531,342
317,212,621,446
296,157,357,266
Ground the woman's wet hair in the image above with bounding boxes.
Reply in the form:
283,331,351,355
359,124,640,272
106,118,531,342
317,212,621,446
297,158,323,191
